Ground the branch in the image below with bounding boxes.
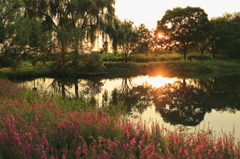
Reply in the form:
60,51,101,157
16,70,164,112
81,12,90,29
39,11,58,31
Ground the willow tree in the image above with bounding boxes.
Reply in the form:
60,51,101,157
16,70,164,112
23,0,117,75
0,0,34,69
156,6,209,60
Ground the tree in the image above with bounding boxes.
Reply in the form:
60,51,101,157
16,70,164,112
222,12,240,23
23,0,117,75
156,6,209,60
112,20,139,62
0,0,26,69
210,18,240,59
136,24,156,57
112,21,155,62
0,0,23,45
221,13,240,59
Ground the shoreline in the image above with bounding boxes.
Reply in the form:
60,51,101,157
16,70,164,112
1,60,240,80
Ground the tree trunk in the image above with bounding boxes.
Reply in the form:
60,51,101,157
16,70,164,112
74,81,79,99
183,45,188,60
61,83,66,99
123,52,128,62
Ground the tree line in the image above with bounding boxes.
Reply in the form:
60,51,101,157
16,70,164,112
1,1,240,73
156,7,240,60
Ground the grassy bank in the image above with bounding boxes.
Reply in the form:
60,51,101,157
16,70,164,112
1,59,240,79
0,78,240,158
104,60,240,78
0,67,53,79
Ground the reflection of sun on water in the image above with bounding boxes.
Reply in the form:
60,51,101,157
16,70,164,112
133,75,177,88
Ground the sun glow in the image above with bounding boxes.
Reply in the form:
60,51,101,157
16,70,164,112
158,33,165,38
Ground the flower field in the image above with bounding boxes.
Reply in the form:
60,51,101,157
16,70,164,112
0,78,239,159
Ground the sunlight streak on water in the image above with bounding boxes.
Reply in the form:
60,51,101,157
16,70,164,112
132,75,178,88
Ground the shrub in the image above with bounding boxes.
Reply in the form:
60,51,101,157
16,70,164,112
75,53,106,72
0,54,21,70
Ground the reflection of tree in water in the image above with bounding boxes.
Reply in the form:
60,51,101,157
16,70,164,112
75,78,104,106
46,78,104,105
202,75,240,112
153,78,211,126
108,78,153,114
46,78,76,98
102,90,108,103
79,78,104,103
78,78,104,97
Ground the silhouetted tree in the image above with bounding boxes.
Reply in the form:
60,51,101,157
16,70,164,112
136,24,156,57
156,6,209,60
209,18,240,59
112,20,139,62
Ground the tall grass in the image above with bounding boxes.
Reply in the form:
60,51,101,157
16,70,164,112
101,53,183,62
0,79,240,158
0,67,52,79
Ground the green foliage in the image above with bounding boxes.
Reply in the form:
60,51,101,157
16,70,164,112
156,6,209,60
0,0,24,44
0,67,52,79
104,62,141,77
1,56,240,79
136,24,156,55
210,17,240,59
50,63,72,78
74,53,106,72
0,53,21,70
116,60,240,76
110,22,157,62
99,101,126,116
101,53,123,61
0,0,118,76
171,60,240,73
101,52,183,63
112,20,139,62
0,1,34,70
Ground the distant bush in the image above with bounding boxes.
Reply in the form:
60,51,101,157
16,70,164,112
75,53,106,72
0,53,21,70
101,53,123,62
104,62,141,77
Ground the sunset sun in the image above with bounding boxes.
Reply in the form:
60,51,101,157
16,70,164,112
158,33,165,38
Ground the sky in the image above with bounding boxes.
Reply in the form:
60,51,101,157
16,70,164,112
115,0,240,29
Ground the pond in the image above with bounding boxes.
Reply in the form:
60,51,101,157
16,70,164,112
18,73,240,140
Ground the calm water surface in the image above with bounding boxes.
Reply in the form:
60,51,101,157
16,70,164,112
18,74,240,139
